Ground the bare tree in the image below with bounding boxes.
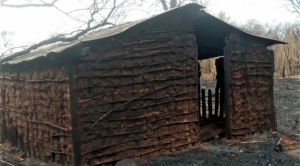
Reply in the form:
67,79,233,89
0,0,209,58
0,0,150,59
0,31,15,56
286,0,300,14
242,19,300,78
159,0,209,11
283,24,300,75
0,31,13,49
243,19,267,35
215,10,236,25
269,23,300,77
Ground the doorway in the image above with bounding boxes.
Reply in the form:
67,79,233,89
198,57,226,141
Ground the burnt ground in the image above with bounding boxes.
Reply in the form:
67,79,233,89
138,77,300,166
274,78,300,137
1,78,300,166
140,133,300,166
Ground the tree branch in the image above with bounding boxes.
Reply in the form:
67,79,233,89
0,0,118,63
286,0,300,14
51,5,86,22
1,0,90,22
1,0,58,7
160,0,169,11
1,45,29,58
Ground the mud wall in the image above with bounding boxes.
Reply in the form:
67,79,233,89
76,20,199,165
225,32,275,137
0,67,73,165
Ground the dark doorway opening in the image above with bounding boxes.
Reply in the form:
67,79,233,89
198,57,226,142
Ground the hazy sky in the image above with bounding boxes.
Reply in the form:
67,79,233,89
209,0,297,24
0,0,298,49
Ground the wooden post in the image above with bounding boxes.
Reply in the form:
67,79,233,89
1,119,7,143
215,87,219,118
224,45,232,139
197,62,201,126
208,89,213,119
67,63,81,166
201,89,206,119
219,87,224,119
269,50,276,131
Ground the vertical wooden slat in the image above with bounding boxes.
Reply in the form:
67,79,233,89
1,119,7,143
208,89,213,119
1,87,7,143
219,87,224,118
215,87,219,118
201,89,206,119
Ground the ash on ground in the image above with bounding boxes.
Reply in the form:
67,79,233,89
140,132,300,166
274,78,300,139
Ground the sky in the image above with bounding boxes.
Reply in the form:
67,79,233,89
209,0,298,24
0,0,299,53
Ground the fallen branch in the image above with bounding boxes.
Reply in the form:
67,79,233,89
0,159,14,166
274,137,283,152
226,140,267,146
240,140,267,144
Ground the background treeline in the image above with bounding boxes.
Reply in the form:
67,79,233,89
201,19,300,80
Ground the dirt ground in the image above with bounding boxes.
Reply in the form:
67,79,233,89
1,78,300,166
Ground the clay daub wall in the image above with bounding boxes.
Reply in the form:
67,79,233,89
76,30,199,165
0,67,73,165
226,32,275,137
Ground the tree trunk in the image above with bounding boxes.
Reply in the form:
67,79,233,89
160,0,168,11
287,57,293,75
170,0,177,9
282,64,285,78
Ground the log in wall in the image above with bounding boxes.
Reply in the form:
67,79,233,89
77,29,199,165
0,67,73,165
225,32,275,136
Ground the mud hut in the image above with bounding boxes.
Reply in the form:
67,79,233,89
0,4,284,166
